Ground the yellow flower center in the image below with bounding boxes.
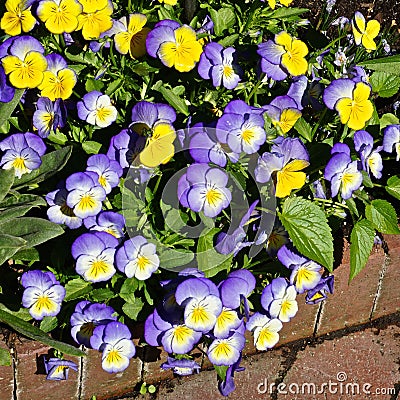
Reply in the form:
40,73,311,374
137,255,149,271
241,129,255,144
35,296,54,311
191,306,209,324
79,194,96,210
173,325,192,345
105,349,123,364
98,175,107,188
12,156,27,170
223,65,234,78
213,341,233,358
205,188,222,206
89,259,109,278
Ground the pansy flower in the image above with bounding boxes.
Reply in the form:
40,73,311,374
129,101,177,168
207,331,246,366
383,124,400,161
277,245,322,294
0,132,46,178
65,171,106,218
77,0,113,40
21,270,65,320
77,91,117,128
115,235,160,280
174,277,222,333
1,36,47,89
178,163,232,218
216,100,266,154
71,231,118,282
38,54,77,100
352,11,380,52
84,211,125,239
161,357,201,376
0,0,36,36
37,0,82,34
144,308,202,354
246,313,283,350
218,356,245,397
146,20,203,72
323,78,373,130
70,301,117,347
33,97,67,138
91,321,135,373
0,65,15,103
324,143,363,200
86,154,123,194
43,357,78,380
113,14,151,58
255,136,310,198
198,42,241,89
158,0,178,4
263,95,302,135
305,275,334,304
257,31,308,81
353,130,383,179
261,277,298,322
46,184,83,229
264,0,294,9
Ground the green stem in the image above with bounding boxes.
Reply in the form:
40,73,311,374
311,108,327,141
321,34,348,51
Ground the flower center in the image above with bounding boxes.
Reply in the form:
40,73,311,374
205,188,222,206
241,129,255,144
105,349,123,364
137,255,149,271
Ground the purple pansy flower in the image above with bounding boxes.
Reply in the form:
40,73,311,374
353,130,383,179
161,357,201,376
216,100,266,154
218,356,245,397
277,245,322,294
46,183,83,229
207,331,246,366
90,321,136,373
33,97,67,138
178,163,232,218
0,132,46,178
70,301,117,347
86,154,123,194
21,270,65,321
77,91,117,128
324,143,363,199
84,211,125,239
0,65,15,103
383,124,400,161
305,275,334,304
43,357,78,380
71,231,118,282
261,277,298,322
198,42,241,89
115,235,159,280
65,171,107,219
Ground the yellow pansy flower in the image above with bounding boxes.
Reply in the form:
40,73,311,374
1,0,36,36
352,11,380,52
77,0,113,40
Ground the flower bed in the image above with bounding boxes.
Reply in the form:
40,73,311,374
0,0,399,398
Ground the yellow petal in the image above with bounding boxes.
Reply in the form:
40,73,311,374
278,108,302,133
78,0,108,13
276,168,307,198
335,97,353,125
127,13,147,34
275,31,292,49
352,13,366,45
114,31,133,55
280,0,293,6
158,41,177,68
365,20,380,39
20,9,36,32
1,12,22,36
353,82,371,103
268,0,276,9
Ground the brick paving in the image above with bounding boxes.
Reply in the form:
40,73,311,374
0,236,399,400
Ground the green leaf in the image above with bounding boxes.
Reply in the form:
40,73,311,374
279,197,333,271
0,309,86,357
40,316,58,333
158,247,194,270
0,233,26,265
105,78,123,96
369,71,400,98
158,85,189,116
380,113,399,130
386,175,400,200
85,78,104,92
210,7,236,36
89,288,115,302
358,55,400,76
197,228,232,277
218,34,239,47
0,347,11,366
82,140,102,154
294,117,313,142
214,365,229,381
64,278,93,301
361,170,374,188
365,199,400,234
13,146,73,189
0,169,15,202
12,247,40,262
122,298,144,321
0,195,46,223
0,89,24,129
349,219,375,282
119,277,139,303
0,217,64,249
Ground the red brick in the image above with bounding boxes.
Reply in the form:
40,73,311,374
14,339,80,400
80,345,142,400
155,348,285,400
141,345,174,385
316,245,385,336
0,340,13,400
280,324,400,400
372,234,400,319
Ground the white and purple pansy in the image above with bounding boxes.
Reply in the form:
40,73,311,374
246,312,283,351
353,130,383,179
